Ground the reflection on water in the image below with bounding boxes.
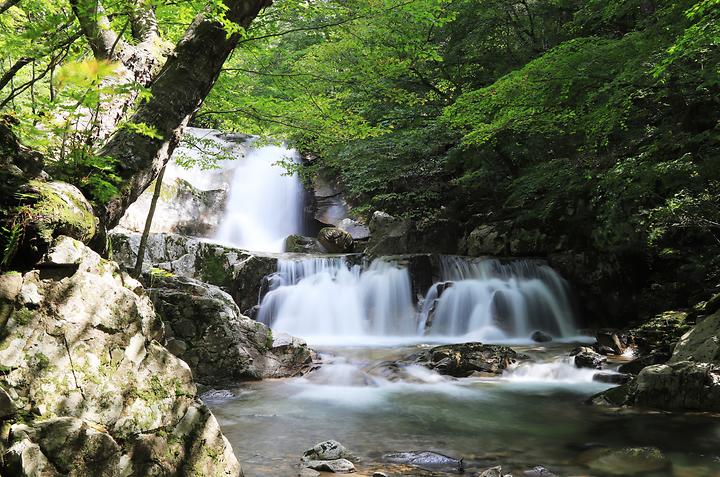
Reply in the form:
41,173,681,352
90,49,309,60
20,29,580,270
209,344,720,477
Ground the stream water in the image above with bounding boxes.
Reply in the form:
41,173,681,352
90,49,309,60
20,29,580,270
208,343,720,476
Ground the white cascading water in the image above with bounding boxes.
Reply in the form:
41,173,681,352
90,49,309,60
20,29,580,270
215,143,304,253
419,256,577,342
257,255,577,345
257,258,417,344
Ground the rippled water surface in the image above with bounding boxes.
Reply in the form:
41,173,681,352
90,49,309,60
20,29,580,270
208,343,720,477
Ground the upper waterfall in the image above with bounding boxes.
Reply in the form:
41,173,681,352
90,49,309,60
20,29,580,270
214,142,304,253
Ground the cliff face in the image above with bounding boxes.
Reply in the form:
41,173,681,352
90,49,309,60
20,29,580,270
0,236,241,476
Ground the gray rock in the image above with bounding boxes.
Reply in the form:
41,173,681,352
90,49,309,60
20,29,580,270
299,469,322,477
523,466,557,477
573,347,606,369
480,465,504,477
118,176,229,237
366,211,412,256
304,458,356,473
618,352,669,375
384,451,464,472
337,218,370,240
303,440,355,462
0,236,241,477
109,231,277,313
592,311,720,412
147,273,315,384
596,330,627,354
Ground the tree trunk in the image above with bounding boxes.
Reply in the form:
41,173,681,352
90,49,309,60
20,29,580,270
98,0,272,231
133,162,166,277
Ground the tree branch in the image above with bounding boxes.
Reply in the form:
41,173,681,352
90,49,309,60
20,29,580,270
0,57,32,92
70,0,121,60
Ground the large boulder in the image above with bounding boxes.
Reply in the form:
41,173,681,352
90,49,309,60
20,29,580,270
0,236,241,476
110,231,277,314
146,273,315,384
407,342,528,377
591,310,720,412
366,211,412,256
118,177,227,237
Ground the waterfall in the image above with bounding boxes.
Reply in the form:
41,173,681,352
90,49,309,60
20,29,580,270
257,257,418,343
214,142,304,253
257,255,577,345
419,256,576,341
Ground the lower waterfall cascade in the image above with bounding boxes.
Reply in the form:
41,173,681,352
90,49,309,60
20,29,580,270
257,255,578,345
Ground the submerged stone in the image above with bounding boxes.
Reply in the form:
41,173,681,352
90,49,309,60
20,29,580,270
384,451,464,472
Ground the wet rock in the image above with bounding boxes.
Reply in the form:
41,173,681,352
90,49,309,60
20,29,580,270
303,440,356,462
592,372,632,384
318,227,354,253
200,389,236,402
628,310,693,357
385,451,464,472
372,472,389,477
592,310,720,411
573,347,606,369
0,236,241,477
147,273,315,384
479,465,503,477
523,465,558,477
285,234,326,253
409,343,528,377
531,330,553,343
584,447,670,475
304,458,356,473
299,469,322,477
618,351,670,375
596,330,627,354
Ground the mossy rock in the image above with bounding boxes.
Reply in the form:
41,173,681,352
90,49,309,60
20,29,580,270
23,180,97,245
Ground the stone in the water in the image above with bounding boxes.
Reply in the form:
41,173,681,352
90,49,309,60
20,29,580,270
523,465,558,477
200,389,236,402
584,447,669,475
317,227,354,253
480,465,504,477
372,472,389,477
592,372,631,384
303,440,356,462
409,343,528,377
573,347,606,369
299,468,321,477
531,330,553,343
304,458,356,473
596,330,627,354
384,451,464,472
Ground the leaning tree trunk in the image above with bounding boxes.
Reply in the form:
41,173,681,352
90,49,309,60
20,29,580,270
98,0,272,232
